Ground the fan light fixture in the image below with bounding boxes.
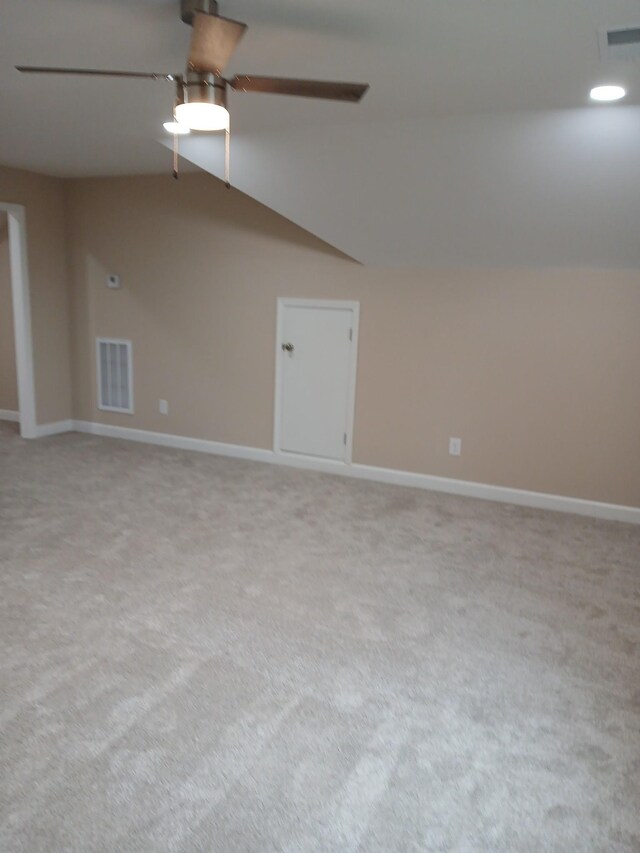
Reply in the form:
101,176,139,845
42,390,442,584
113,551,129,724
174,101,229,130
163,120,190,134
590,85,626,102
174,70,230,130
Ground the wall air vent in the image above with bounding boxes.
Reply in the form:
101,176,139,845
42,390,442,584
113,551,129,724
599,26,640,61
97,338,133,413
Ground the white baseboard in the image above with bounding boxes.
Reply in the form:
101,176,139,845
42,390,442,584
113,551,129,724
34,419,75,438
0,409,20,423
73,420,274,464
67,421,640,524
36,420,640,525
347,463,640,524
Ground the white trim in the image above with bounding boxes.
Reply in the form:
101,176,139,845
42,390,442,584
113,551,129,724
1,203,37,438
96,338,134,414
273,297,360,465
346,464,640,525
0,409,20,423
69,420,639,524
73,421,273,463
34,419,75,438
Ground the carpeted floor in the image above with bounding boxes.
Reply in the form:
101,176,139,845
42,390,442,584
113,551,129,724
0,421,639,852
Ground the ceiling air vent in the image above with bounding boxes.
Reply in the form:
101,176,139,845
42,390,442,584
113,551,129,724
599,26,640,61
97,338,133,413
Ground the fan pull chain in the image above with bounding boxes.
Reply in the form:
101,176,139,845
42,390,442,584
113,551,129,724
173,131,179,179
225,125,230,189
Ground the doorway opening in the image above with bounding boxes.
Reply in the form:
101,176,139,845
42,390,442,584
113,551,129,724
0,212,19,427
0,203,36,438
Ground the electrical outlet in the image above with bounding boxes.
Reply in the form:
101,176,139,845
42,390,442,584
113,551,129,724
159,399,169,415
449,437,462,456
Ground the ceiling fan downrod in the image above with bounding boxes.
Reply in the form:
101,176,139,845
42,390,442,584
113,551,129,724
181,0,219,26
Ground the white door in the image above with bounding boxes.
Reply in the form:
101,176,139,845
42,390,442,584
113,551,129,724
276,299,359,462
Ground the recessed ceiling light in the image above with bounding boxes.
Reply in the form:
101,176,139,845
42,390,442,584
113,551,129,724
590,85,626,102
163,121,190,135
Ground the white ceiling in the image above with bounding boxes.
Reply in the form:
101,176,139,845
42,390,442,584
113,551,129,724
1,0,640,176
169,106,640,267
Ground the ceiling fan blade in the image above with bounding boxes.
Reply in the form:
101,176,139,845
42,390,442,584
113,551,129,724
188,11,247,75
230,76,369,102
15,66,174,81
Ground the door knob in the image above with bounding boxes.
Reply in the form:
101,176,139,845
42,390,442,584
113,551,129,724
282,342,294,353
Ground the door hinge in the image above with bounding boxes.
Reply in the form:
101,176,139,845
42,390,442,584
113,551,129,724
349,328,353,342
344,433,347,445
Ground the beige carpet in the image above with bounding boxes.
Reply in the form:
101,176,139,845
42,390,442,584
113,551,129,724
1,421,639,852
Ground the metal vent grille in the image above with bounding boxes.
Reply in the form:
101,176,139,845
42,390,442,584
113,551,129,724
97,338,133,413
599,26,640,61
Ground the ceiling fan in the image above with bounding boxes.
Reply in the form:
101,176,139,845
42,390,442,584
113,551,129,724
15,0,370,183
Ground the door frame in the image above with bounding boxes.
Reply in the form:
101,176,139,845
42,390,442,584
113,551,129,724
273,297,360,465
0,202,37,438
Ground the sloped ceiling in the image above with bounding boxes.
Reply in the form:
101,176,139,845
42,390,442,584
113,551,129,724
165,107,640,267
2,1,640,266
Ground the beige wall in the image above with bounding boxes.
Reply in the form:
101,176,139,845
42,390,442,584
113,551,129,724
0,213,18,412
66,172,640,508
0,166,73,424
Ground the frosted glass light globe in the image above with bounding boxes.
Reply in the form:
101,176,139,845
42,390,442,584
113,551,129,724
174,102,229,131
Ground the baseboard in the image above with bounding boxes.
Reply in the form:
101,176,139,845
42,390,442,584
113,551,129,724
347,464,640,524
34,419,75,438
67,420,640,525
72,420,274,464
0,409,20,423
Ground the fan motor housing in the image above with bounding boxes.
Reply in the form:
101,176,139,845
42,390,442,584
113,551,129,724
181,0,218,25
183,71,227,108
